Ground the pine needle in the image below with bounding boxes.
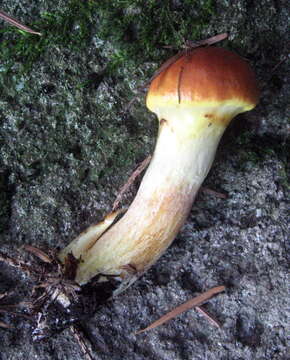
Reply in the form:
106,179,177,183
136,285,225,334
0,321,12,329
201,187,227,199
112,155,152,211
22,245,53,263
196,305,222,328
0,10,42,36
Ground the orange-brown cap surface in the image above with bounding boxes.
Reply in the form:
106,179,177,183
146,47,259,112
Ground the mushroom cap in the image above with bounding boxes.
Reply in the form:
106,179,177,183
146,47,259,116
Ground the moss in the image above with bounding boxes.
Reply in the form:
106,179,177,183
0,0,215,77
96,0,215,71
0,0,99,74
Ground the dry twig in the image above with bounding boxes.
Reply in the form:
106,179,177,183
201,187,228,199
0,320,12,329
271,55,287,73
0,251,33,275
136,285,225,334
70,325,94,360
0,307,31,320
184,33,228,49
0,293,9,301
149,33,228,84
196,306,222,328
0,10,42,35
112,155,152,211
0,291,31,329
22,245,53,264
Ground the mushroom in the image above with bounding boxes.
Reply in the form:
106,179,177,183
59,46,259,291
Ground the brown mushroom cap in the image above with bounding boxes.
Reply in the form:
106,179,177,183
146,47,259,115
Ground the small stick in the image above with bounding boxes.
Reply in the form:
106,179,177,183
136,285,225,334
0,321,12,329
201,187,228,199
271,55,287,73
0,307,31,320
0,251,33,275
112,155,152,211
22,245,53,264
196,306,222,328
70,325,94,360
0,293,9,301
185,33,228,49
0,10,42,36
150,33,228,84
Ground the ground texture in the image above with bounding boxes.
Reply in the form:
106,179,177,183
0,1,289,359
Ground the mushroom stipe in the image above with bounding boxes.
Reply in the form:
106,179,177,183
59,46,259,294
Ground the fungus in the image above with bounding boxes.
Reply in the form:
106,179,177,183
59,47,259,291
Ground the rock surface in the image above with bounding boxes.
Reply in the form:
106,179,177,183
0,0,289,359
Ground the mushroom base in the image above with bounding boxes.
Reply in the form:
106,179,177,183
60,112,228,286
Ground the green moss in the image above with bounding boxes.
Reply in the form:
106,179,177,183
0,0,99,74
0,0,215,76
97,0,215,70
